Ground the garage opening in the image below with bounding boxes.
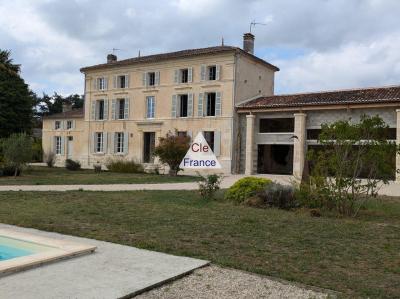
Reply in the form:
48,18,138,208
257,144,293,174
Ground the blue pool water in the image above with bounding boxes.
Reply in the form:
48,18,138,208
0,244,33,261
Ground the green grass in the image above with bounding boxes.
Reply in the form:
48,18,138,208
0,166,198,185
0,191,398,298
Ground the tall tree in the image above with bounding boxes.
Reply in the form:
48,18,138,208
0,50,33,138
34,92,84,117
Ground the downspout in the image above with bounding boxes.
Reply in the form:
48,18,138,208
231,52,238,174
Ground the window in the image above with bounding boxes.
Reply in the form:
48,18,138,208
55,136,62,154
206,92,216,116
95,132,104,153
259,118,295,133
179,94,188,117
146,96,155,118
117,99,125,120
115,132,124,154
66,120,73,130
307,129,321,140
180,69,188,83
117,75,127,88
177,131,187,137
97,100,105,120
55,121,61,130
98,77,106,90
148,72,156,86
208,65,217,80
203,131,215,151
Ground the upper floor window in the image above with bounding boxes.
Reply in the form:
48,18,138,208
201,65,220,81
115,75,129,89
148,72,156,86
54,121,61,130
180,69,189,83
97,100,105,120
118,99,125,119
208,66,217,80
66,120,73,130
96,77,107,91
206,93,216,116
259,118,294,133
146,96,155,119
179,94,188,117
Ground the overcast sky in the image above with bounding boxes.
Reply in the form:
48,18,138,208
1,0,400,96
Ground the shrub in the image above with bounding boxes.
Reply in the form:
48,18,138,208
198,173,223,200
225,177,271,203
253,182,297,210
65,159,81,171
45,152,55,167
105,159,144,173
1,133,32,176
0,164,22,176
154,131,190,176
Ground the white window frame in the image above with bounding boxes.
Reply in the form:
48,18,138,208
98,77,106,90
146,96,155,119
95,132,104,153
55,136,62,155
115,132,124,154
66,120,73,130
208,65,217,80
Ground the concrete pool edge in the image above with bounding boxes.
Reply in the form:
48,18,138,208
0,228,96,276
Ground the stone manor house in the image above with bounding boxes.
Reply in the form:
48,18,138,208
42,33,400,181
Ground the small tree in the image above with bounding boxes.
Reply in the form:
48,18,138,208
306,115,399,216
1,133,32,176
154,131,190,176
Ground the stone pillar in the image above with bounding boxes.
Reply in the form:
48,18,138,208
293,113,307,179
396,109,400,182
245,114,256,175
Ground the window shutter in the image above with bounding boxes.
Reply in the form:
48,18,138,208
72,120,76,129
111,99,116,120
104,77,108,90
91,133,96,153
214,131,221,156
51,136,55,153
61,121,64,130
123,132,129,154
174,70,179,83
142,72,147,86
216,65,221,80
104,100,109,120
188,67,193,82
60,137,65,155
171,95,177,118
91,101,96,120
188,93,193,117
103,132,108,153
110,132,115,154
198,93,204,116
155,71,160,85
124,98,129,119
125,75,130,88
200,65,206,81
93,78,98,91
215,92,222,116
112,76,117,89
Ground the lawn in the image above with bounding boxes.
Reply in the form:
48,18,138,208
0,166,198,185
0,191,399,298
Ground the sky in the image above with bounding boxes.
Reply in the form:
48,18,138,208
1,0,400,96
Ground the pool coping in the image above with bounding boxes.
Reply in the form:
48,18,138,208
0,228,96,276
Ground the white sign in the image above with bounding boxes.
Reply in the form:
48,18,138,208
179,132,222,169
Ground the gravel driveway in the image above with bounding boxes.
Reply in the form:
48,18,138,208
136,265,329,299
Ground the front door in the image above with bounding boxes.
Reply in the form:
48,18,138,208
143,132,155,163
67,136,73,158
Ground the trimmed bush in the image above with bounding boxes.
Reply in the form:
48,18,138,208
105,159,144,173
65,159,81,171
253,182,297,210
224,177,271,203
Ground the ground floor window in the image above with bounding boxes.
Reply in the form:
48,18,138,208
95,132,104,153
257,144,293,174
115,132,124,153
55,136,62,155
203,131,215,151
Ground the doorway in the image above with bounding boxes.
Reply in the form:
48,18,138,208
143,132,156,163
257,144,293,174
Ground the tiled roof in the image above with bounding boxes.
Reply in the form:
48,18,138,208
80,46,279,72
44,108,84,119
238,86,400,109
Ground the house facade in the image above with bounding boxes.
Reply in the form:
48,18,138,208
42,33,400,181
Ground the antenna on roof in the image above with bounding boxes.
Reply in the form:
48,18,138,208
250,20,267,33
221,36,224,46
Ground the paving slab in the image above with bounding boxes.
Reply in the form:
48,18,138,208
0,224,209,299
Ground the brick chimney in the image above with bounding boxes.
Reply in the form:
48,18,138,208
243,33,255,55
62,102,72,112
107,53,117,63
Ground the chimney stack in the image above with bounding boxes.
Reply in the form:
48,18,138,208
62,102,72,112
243,33,255,55
107,53,117,63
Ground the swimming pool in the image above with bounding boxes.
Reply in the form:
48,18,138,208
0,228,96,275
0,235,54,261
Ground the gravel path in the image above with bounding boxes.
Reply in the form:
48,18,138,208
136,265,328,299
